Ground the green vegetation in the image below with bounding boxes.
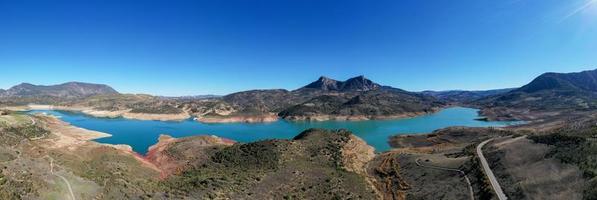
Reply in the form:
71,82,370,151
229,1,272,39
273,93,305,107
164,142,282,198
50,146,164,199
529,125,597,199
0,114,48,144
162,129,376,199
5,125,49,140
529,134,597,177
0,171,34,200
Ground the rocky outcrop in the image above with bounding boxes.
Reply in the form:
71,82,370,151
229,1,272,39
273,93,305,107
300,75,381,92
341,134,375,175
368,152,410,200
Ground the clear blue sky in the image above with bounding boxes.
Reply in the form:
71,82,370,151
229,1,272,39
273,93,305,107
1,0,596,96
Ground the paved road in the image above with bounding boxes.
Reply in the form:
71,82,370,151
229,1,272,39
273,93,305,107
477,138,507,200
49,157,76,200
415,159,475,200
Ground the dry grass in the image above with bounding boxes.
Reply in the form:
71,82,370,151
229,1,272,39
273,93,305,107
486,137,586,200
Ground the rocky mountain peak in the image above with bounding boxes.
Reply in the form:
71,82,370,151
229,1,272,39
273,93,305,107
303,76,341,91
301,75,381,92
342,75,379,91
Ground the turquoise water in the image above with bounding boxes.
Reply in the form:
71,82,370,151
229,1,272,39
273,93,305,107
28,107,519,154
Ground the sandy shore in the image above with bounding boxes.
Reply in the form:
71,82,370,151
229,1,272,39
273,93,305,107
9,105,445,123
281,111,433,122
196,111,438,123
37,114,162,171
10,104,191,121
195,113,280,123
37,114,112,149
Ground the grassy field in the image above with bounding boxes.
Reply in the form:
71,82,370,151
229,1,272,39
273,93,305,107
0,113,31,127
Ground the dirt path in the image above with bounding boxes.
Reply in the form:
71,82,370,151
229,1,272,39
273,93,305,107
477,138,507,200
415,158,474,200
48,156,76,200
29,116,36,125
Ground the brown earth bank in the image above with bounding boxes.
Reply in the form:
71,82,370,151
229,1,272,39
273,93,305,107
194,113,279,123
279,110,434,122
4,104,439,124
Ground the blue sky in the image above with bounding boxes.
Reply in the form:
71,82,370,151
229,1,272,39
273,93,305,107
1,0,596,96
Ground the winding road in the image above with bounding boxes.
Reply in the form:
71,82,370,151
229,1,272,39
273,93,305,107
48,156,76,200
415,159,474,200
477,138,507,200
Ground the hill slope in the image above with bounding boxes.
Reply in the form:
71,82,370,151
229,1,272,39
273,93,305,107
422,88,514,103
0,76,444,122
189,76,443,122
0,82,118,99
476,68,597,120
300,75,381,92
155,129,377,199
279,76,443,120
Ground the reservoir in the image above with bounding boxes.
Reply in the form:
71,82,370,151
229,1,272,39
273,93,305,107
29,107,519,154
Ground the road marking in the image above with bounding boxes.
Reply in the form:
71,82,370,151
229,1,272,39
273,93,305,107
477,138,507,200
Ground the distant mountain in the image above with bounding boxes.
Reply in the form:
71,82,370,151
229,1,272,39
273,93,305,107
180,75,443,121
1,82,119,99
422,88,515,102
300,75,381,92
517,69,597,93
159,95,222,100
279,89,442,120
302,76,341,91
477,68,597,120
222,89,299,113
277,76,443,120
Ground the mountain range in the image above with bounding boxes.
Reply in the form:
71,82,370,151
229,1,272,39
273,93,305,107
300,75,381,92
422,88,515,103
202,76,443,121
1,69,596,122
0,82,118,99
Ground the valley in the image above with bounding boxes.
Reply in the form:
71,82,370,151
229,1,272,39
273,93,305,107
0,69,596,199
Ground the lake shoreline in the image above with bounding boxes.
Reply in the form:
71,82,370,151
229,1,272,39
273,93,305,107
25,107,519,154
6,104,453,124
6,104,191,121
